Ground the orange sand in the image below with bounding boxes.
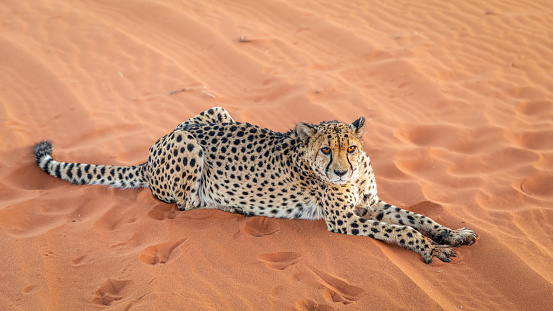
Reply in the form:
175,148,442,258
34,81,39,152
1,0,553,310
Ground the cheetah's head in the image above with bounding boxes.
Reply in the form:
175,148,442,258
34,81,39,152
295,117,365,185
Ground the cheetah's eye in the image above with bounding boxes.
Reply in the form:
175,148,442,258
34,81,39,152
347,146,356,153
320,147,331,155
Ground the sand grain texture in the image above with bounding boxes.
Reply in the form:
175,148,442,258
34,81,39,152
1,0,553,310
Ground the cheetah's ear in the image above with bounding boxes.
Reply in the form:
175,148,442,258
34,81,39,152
349,116,365,138
295,122,318,144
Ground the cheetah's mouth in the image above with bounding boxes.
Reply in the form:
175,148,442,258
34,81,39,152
327,176,349,185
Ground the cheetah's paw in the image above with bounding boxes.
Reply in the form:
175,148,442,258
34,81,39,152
448,228,478,247
432,227,478,247
423,245,457,264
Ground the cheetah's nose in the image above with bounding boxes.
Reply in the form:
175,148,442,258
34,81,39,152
334,169,347,177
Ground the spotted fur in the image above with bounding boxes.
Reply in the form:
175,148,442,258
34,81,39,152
34,107,477,263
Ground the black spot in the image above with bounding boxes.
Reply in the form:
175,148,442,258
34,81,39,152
187,144,194,152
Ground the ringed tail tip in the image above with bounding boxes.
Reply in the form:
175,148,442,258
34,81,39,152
34,140,54,165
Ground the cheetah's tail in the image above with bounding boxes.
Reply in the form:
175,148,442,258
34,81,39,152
34,140,149,189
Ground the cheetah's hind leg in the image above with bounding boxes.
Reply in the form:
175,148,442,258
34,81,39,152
147,130,205,211
174,107,235,131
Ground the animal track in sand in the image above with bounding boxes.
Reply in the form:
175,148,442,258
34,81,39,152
257,252,302,270
295,266,366,305
241,217,280,237
259,251,365,305
147,204,177,221
91,278,132,306
138,239,187,265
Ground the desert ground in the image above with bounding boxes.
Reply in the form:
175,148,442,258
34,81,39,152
1,0,552,310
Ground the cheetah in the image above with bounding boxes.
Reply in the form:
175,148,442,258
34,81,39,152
34,107,477,263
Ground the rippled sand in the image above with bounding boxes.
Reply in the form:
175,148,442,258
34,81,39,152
1,0,552,309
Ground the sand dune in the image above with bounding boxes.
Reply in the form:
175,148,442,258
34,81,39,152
1,0,553,309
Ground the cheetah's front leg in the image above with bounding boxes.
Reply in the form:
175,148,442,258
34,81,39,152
358,200,477,247
324,211,455,263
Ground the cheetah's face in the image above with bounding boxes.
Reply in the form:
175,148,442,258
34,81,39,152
296,117,365,185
